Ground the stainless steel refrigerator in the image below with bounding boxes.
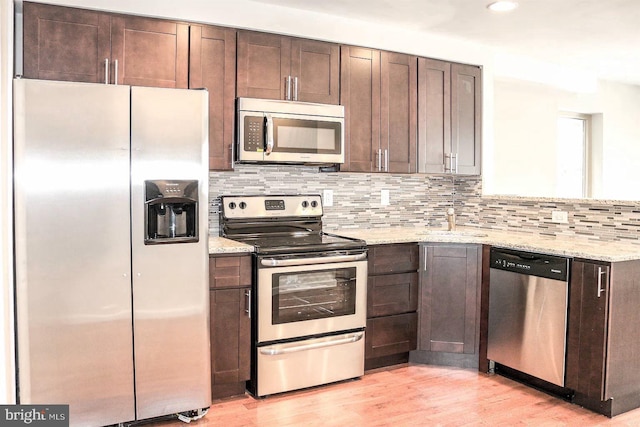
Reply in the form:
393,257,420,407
13,78,211,426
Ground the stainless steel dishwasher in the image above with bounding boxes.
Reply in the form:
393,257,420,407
487,248,570,387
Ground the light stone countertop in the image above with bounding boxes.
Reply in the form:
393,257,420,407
208,227,640,262
335,226,640,263
208,236,253,255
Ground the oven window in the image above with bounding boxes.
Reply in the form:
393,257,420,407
273,118,341,154
272,267,357,324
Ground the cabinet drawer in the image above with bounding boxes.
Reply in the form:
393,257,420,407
209,255,252,288
367,272,418,317
368,244,419,274
366,312,418,359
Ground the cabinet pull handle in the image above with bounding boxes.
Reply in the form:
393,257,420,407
452,153,458,173
293,77,298,101
597,267,606,298
104,58,109,84
245,289,251,318
423,246,427,271
114,59,118,86
286,76,292,100
377,149,382,171
444,153,451,172
384,149,389,172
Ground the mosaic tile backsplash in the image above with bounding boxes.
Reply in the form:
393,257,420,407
209,165,467,233
209,165,640,244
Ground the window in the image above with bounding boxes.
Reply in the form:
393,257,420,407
556,113,591,198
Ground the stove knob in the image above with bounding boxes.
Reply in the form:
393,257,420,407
239,202,247,209
302,201,309,208
228,202,236,209
311,200,318,208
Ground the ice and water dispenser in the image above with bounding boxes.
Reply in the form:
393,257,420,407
144,180,199,244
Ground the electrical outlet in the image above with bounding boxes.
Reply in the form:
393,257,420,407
551,210,569,223
381,189,390,206
323,189,333,207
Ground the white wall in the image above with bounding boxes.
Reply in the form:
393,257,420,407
489,76,640,200
597,81,640,199
2,0,498,404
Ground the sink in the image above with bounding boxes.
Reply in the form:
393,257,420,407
419,229,488,238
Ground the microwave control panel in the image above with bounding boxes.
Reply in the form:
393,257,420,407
244,116,264,152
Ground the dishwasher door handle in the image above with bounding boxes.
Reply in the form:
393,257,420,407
597,266,607,298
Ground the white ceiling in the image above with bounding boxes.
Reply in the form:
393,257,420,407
253,0,640,85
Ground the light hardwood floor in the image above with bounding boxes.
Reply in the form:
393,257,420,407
158,364,640,427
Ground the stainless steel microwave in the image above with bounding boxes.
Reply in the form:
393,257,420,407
236,97,345,165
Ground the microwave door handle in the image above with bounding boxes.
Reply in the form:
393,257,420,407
265,114,274,155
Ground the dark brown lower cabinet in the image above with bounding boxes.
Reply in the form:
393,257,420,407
411,243,481,369
566,259,640,417
365,244,419,370
209,255,252,399
366,313,417,363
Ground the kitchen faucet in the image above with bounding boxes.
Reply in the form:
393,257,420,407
446,207,456,231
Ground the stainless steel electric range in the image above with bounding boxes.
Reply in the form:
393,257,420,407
220,194,368,397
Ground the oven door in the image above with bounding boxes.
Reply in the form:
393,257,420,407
256,252,367,343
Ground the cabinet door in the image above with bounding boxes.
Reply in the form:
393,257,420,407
237,31,290,100
22,2,111,83
380,52,417,173
291,39,340,104
417,58,451,173
209,288,251,399
368,244,419,275
420,244,480,354
340,46,381,172
110,15,189,88
190,25,237,170
565,260,609,402
366,312,418,359
451,64,481,175
368,272,418,317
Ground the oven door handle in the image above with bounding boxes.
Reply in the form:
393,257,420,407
260,252,367,267
259,332,364,356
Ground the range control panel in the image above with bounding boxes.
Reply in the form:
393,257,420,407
221,195,323,219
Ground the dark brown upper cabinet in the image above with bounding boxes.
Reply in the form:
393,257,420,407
418,59,481,175
381,52,418,173
340,46,381,172
341,47,417,173
110,15,188,88
189,25,237,170
23,2,110,83
22,2,188,88
236,31,340,104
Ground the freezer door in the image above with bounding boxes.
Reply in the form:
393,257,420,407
13,79,135,426
130,86,211,419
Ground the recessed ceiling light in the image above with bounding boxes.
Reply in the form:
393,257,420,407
487,1,519,12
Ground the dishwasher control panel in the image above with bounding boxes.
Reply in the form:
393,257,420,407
490,248,569,281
